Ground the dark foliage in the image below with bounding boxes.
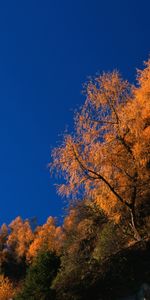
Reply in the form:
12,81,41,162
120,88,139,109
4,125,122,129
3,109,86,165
1,253,27,282
15,251,60,300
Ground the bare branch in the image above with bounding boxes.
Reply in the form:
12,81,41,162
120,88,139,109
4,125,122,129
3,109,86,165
72,145,132,209
89,119,118,125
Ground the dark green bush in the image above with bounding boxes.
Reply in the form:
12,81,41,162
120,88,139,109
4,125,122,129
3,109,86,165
15,251,60,300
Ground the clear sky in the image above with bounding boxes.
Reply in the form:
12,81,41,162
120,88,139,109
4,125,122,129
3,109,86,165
0,0,149,225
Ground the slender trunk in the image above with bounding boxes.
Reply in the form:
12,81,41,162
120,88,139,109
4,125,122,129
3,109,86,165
129,176,142,241
130,206,141,241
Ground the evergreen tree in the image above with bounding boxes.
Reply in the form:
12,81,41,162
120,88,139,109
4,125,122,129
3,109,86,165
15,251,60,300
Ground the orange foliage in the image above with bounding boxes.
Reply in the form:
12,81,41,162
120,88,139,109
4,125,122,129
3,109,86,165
0,275,17,300
0,224,8,266
27,217,64,261
7,216,33,260
50,59,150,237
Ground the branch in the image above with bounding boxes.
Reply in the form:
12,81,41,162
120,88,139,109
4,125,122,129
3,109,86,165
72,146,131,209
89,119,118,125
111,162,135,180
130,173,138,207
105,94,120,124
117,134,133,156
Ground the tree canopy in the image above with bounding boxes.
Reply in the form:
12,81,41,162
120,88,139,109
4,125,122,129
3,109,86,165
50,59,150,240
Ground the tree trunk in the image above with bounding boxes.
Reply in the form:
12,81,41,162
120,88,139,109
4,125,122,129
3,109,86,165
130,207,141,241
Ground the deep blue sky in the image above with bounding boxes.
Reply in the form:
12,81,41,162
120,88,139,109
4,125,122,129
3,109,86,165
0,0,149,225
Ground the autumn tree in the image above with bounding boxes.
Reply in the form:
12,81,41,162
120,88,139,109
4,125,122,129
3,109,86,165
50,59,150,241
0,224,8,273
62,201,107,264
7,216,34,261
52,201,108,300
27,216,64,262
